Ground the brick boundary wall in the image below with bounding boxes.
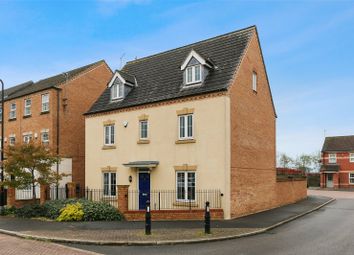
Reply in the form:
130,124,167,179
275,179,307,207
123,209,224,221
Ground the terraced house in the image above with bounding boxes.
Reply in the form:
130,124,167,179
320,135,354,189
1,60,112,199
85,26,307,220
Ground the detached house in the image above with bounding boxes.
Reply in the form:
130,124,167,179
85,26,307,220
1,60,112,197
320,136,354,189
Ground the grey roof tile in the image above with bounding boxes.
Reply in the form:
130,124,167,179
322,135,354,152
87,26,256,114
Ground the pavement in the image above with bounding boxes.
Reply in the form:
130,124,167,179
0,195,333,245
0,233,99,255
68,191,354,255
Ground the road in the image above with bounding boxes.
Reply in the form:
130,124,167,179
68,190,354,255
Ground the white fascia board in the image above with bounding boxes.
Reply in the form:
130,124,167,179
107,71,126,88
180,49,208,70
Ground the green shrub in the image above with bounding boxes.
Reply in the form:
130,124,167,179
80,200,122,221
14,204,45,218
42,199,77,219
57,202,84,222
1,206,16,216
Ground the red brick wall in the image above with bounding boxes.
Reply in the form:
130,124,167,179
228,30,307,218
57,62,112,187
321,152,354,188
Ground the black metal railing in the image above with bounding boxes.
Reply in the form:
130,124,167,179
128,189,222,211
15,186,40,200
48,186,118,208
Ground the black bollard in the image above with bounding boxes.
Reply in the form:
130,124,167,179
145,200,151,235
204,201,211,234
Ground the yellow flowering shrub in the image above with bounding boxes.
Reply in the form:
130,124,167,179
56,202,84,222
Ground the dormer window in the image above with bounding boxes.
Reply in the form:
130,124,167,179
181,49,215,88
111,81,124,100
108,70,136,101
186,65,202,85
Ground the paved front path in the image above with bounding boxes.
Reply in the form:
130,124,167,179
68,193,354,255
0,233,99,255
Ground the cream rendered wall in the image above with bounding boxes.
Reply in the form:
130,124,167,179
85,95,231,218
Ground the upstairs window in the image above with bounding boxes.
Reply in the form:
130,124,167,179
252,72,257,92
0,107,2,121
111,81,124,100
9,103,16,119
41,94,49,112
104,124,115,145
179,114,193,140
139,120,148,140
328,153,337,164
350,153,354,163
186,65,202,85
24,99,31,116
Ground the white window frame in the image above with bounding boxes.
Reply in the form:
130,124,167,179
176,171,196,202
41,94,49,112
328,153,337,164
139,120,148,140
103,172,117,197
178,114,193,140
41,131,49,145
111,82,124,100
9,103,16,119
185,65,202,85
24,98,31,116
349,173,354,184
9,136,16,146
252,71,257,92
104,124,115,146
23,134,33,144
0,107,2,121
350,153,354,163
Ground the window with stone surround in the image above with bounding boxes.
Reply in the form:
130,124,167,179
103,172,116,196
176,171,196,201
350,153,354,163
9,103,16,119
104,124,115,146
349,173,354,184
24,98,31,116
41,94,49,112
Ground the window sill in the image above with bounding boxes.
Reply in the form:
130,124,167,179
8,118,16,122
23,115,32,119
175,139,196,144
137,139,150,144
102,145,116,150
40,111,50,115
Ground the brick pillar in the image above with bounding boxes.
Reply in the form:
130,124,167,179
333,173,339,189
66,182,76,198
320,173,325,188
117,185,129,213
40,185,49,205
7,187,15,207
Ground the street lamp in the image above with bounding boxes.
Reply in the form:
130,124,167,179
0,79,5,214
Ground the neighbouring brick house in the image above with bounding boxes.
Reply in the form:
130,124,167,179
320,135,354,189
85,26,307,220
1,60,112,203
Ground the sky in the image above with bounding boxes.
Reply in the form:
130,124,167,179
0,0,354,158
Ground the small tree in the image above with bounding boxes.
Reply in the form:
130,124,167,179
2,143,63,202
294,154,313,173
278,153,294,168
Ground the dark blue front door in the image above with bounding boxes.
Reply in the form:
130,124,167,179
139,171,150,210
